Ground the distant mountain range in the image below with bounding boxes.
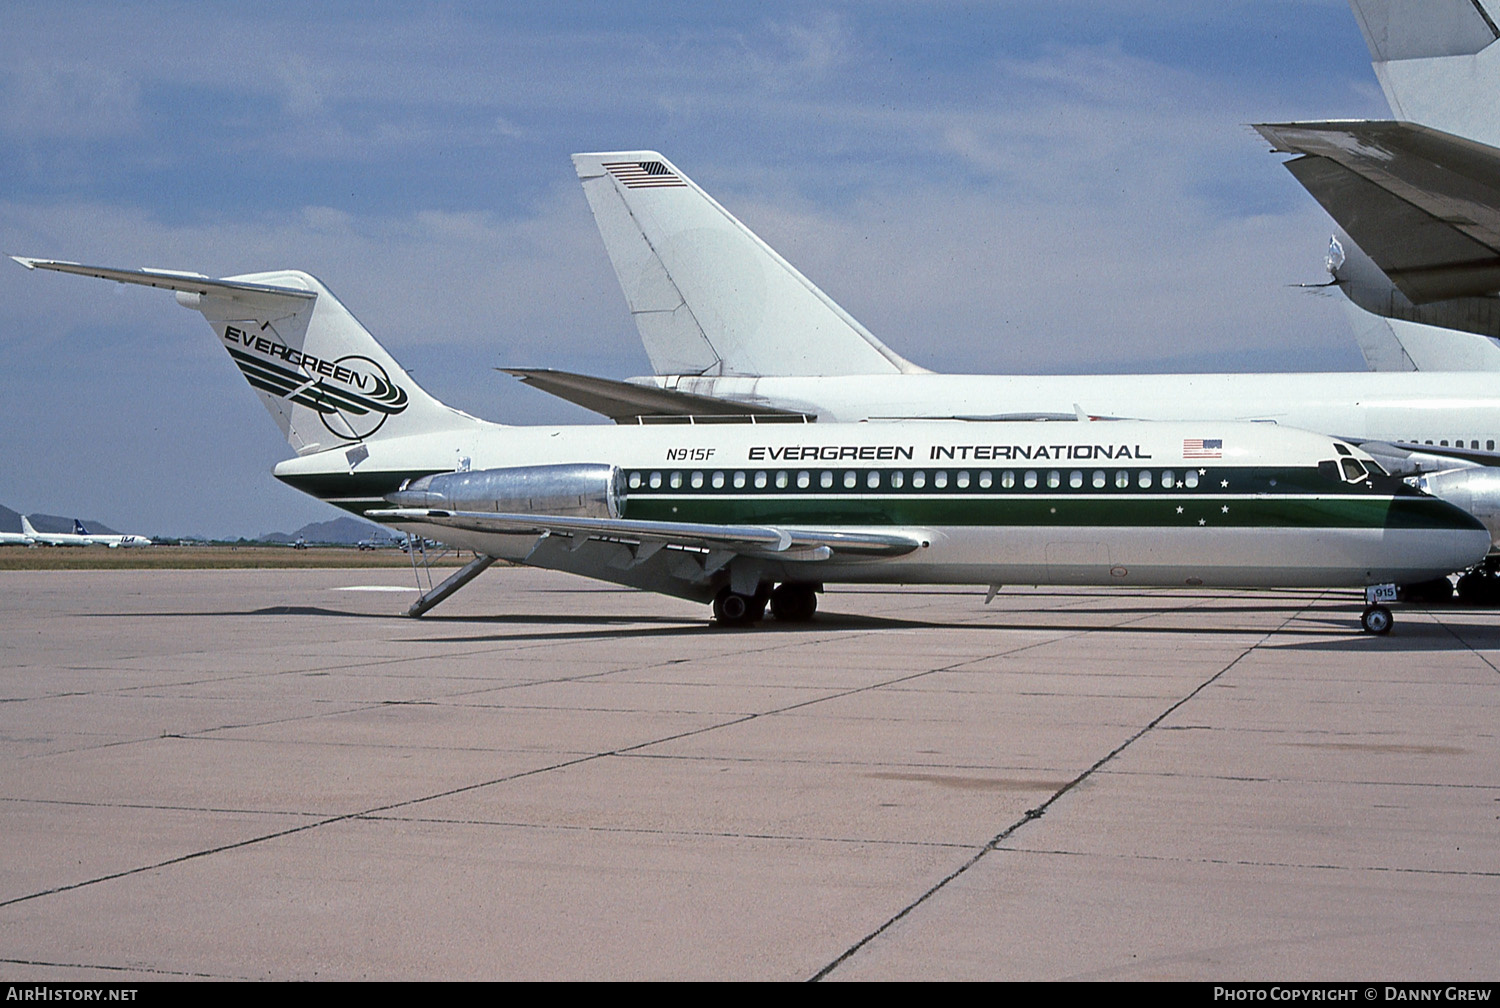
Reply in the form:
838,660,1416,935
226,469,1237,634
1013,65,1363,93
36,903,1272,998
258,516,395,545
1,504,390,545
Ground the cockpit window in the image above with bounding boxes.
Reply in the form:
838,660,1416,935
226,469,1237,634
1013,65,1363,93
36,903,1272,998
1340,458,1368,482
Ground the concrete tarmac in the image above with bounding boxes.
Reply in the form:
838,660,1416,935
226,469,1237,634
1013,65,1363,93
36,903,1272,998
1,567,1496,980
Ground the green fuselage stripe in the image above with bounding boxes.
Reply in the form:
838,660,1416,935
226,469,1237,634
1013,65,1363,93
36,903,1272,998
621,494,1452,529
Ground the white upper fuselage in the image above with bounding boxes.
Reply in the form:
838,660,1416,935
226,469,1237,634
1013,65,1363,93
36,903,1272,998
651,371,1500,449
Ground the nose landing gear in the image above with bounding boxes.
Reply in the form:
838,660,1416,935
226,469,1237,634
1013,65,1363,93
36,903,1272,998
1361,583,1398,635
1360,605,1393,635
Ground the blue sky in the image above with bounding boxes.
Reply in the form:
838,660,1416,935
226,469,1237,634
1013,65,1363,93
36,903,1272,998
1,1,1388,538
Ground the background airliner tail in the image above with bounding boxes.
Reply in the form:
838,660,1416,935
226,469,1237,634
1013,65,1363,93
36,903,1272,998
1345,302,1500,370
1352,0,1500,146
572,151,925,378
12,258,481,455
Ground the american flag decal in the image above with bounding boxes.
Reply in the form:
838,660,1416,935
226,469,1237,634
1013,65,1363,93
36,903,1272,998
604,160,687,189
1183,438,1223,459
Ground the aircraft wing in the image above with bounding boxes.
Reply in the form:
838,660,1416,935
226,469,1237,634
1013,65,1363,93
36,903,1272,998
367,508,925,559
501,368,809,423
1253,121,1500,303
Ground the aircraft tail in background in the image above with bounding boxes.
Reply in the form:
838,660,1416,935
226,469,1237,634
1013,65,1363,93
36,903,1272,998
572,151,925,379
1351,0,1500,147
1343,299,1500,370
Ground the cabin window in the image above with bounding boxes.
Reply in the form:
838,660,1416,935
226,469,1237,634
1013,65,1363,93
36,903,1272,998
753,471,766,489
844,471,858,489
775,471,789,489
733,471,746,489
1023,471,1038,489
1069,471,1083,489
711,472,725,489
866,471,880,489
1441,440,1450,446
1138,470,1153,488
956,471,971,489
913,471,927,488
797,471,811,489
670,472,683,489
1092,470,1106,488
934,471,949,489
1115,470,1130,489
1001,470,1016,489
1489,441,1495,451
649,472,662,489
891,471,905,488
628,472,642,489
1161,470,1175,489
1046,470,1061,489
819,471,833,489
979,471,993,489
690,472,704,489
1184,470,1199,488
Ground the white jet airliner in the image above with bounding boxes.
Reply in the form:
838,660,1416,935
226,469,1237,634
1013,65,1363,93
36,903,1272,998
20,515,87,546
71,520,151,548
550,149,1500,577
19,515,150,547
11,256,1488,633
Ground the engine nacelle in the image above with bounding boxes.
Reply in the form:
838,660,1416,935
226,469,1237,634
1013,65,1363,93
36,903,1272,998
1415,468,1500,543
387,463,624,518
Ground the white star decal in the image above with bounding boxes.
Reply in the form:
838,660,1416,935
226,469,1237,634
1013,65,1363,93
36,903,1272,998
1220,480,1229,488
1198,518,1206,525
1176,506,1184,514
1221,505,1229,513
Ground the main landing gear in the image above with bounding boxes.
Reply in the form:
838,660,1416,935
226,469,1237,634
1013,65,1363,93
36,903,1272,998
712,582,820,627
1455,558,1500,605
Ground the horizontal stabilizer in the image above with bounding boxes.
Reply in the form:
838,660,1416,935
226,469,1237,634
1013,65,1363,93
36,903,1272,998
367,508,924,559
502,368,809,422
1255,121,1500,303
10,257,317,311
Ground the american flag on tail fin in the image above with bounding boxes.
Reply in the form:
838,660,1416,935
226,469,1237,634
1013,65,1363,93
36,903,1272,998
603,161,687,188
